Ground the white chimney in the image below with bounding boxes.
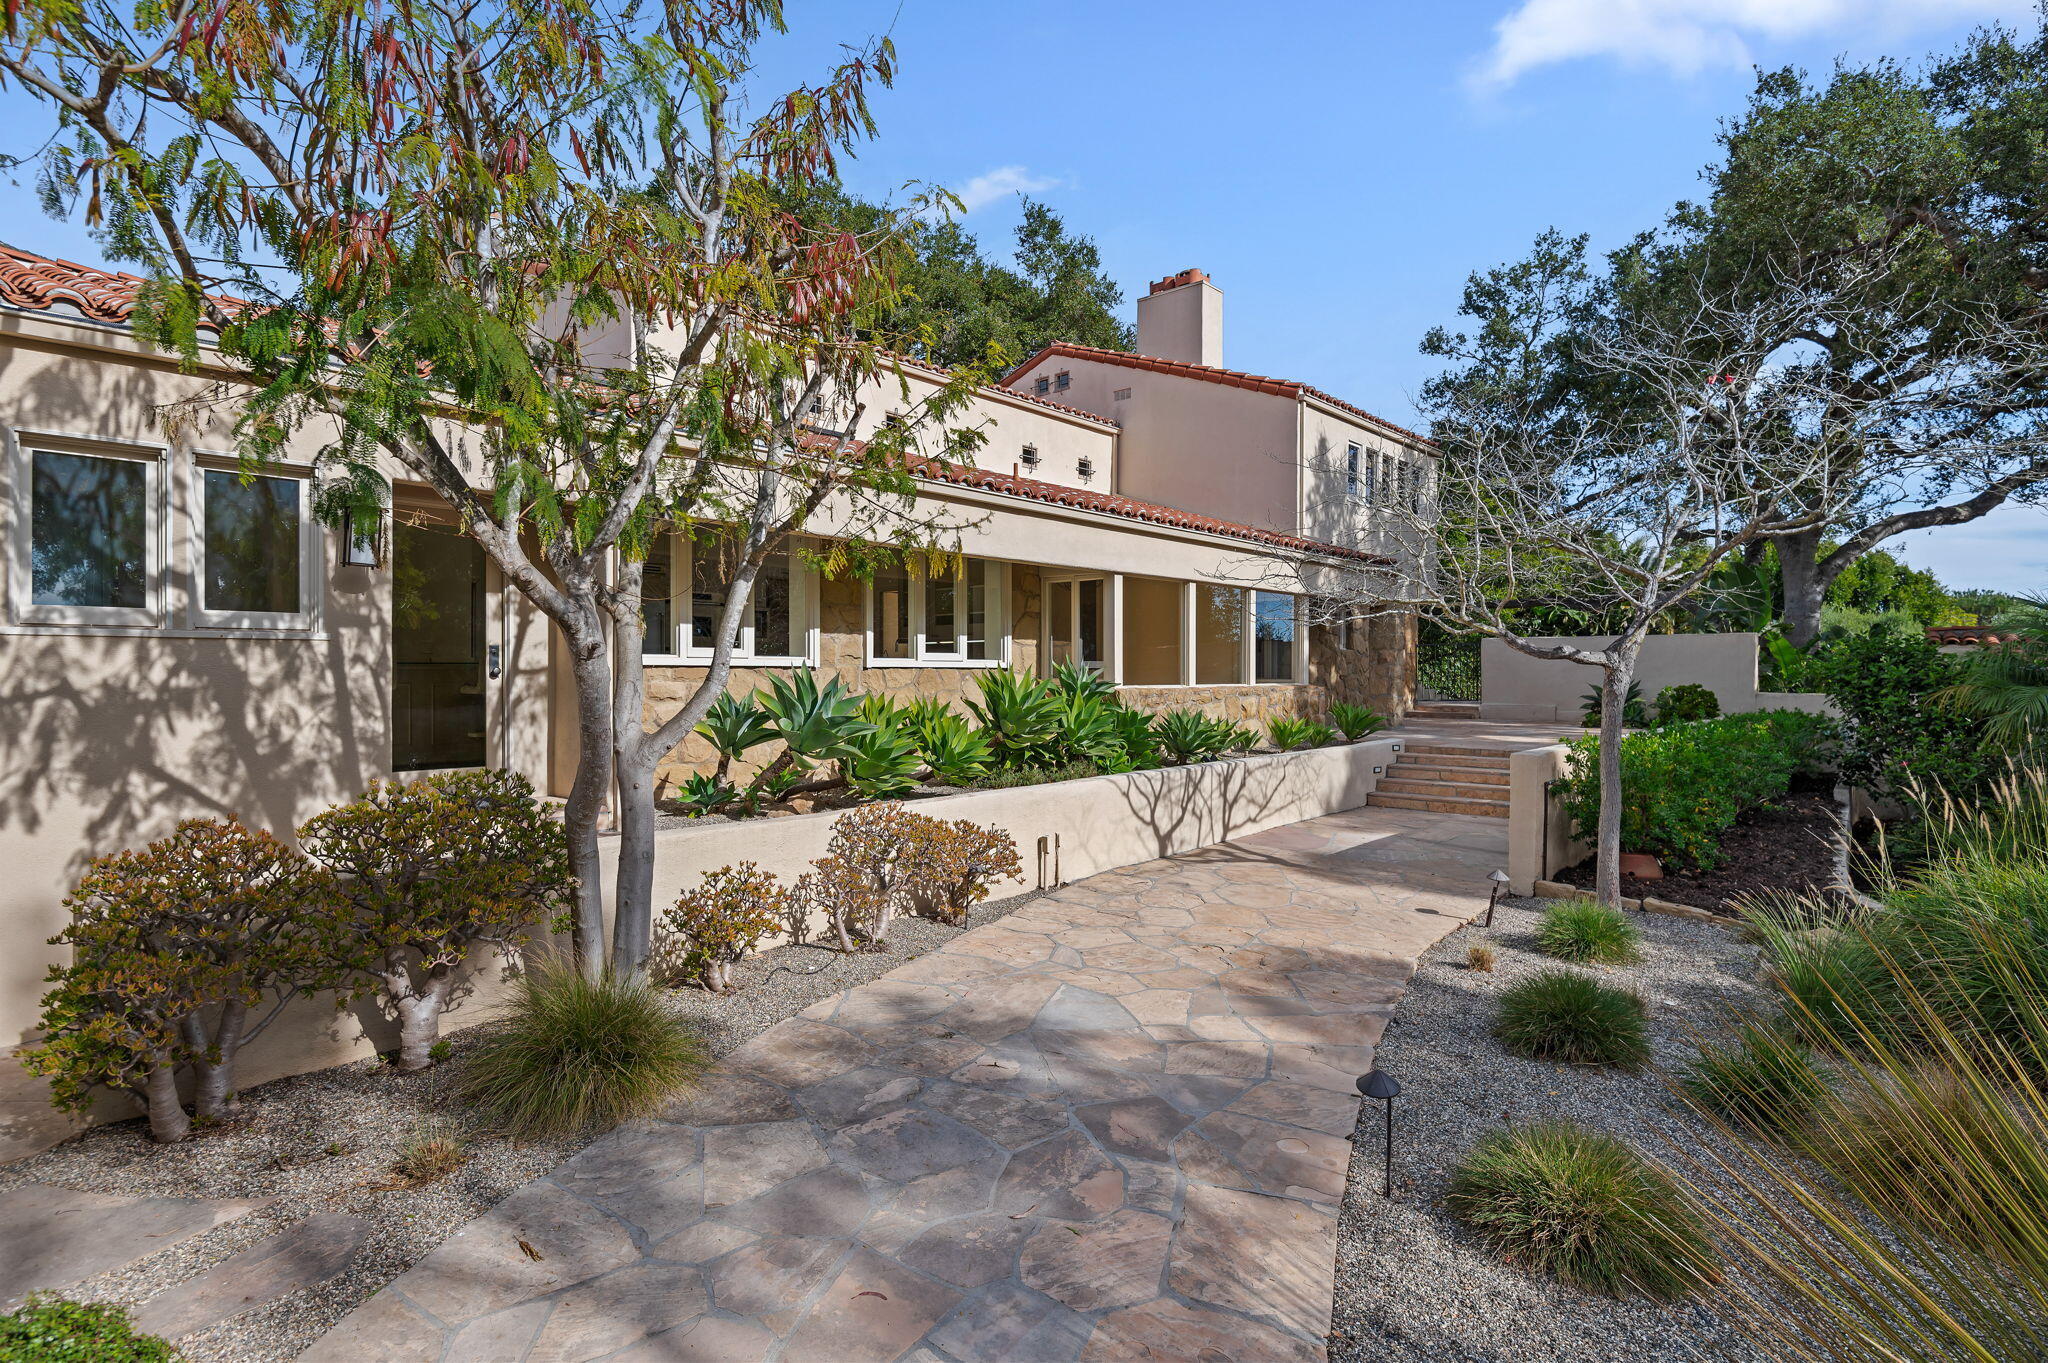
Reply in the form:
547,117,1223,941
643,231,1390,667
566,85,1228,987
1136,269,1222,368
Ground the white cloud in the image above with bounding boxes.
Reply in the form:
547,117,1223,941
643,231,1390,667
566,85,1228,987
1474,0,2036,88
950,165,1061,215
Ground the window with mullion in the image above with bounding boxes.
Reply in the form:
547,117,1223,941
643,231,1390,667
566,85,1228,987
871,557,1001,664
642,534,804,662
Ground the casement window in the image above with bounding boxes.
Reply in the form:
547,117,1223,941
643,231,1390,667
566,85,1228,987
1054,371,1072,392
869,557,1005,666
641,534,814,665
193,460,316,628
13,439,160,627
1253,591,1298,683
1034,376,1051,396
1345,444,1362,499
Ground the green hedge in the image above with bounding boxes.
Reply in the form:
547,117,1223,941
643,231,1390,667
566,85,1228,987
1560,711,1834,870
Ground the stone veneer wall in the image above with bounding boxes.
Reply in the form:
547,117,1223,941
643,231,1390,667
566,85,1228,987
644,572,1417,792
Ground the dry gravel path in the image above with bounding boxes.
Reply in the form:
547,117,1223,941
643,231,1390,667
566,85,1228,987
1329,893,1771,1363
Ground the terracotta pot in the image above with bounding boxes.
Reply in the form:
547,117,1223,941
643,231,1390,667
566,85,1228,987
1618,852,1663,881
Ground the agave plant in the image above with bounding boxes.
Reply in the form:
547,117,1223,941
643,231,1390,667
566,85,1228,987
1265,716,1330,751
917,713,992,786
1329,702,1386,741
695,691,777,782
841,717,925,799
749,669,876,796
1051,659,1117,703
1107,706,1161,770
900,696,959,735
966,669,1063,769
1153,709,1231,764
674,772,738,817
1051,691,1127,769
1222,724,1260,755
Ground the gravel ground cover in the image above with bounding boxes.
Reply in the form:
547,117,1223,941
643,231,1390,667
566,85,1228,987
0,891,1037,1362
1328,894,1770,1363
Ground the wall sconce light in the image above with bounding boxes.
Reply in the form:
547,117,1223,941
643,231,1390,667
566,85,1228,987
339,508,382,568
1357,1069,1402,1198
1485,868,1510,928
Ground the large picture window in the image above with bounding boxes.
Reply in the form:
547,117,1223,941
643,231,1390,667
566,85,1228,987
1120,576,1183,685
1195,584,1246,684
198,467,309,624
17,444,157,626
642,534,811,664
871,558,1004,665
1254,591,1298,683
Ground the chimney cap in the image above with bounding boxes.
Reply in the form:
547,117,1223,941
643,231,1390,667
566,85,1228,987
1148,268,1210,295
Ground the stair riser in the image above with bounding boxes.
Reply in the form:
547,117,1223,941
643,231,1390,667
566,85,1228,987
1378,779,1511,801
1386,764,1509,785
1391,754,1510,773
1402,744,1516,760
1365,792,1509,819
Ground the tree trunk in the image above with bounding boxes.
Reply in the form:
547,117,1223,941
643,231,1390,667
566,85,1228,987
561,631,616,980
191,1000,247,1121
392,972,457,1073
1593,650,1638,911
612,751,659,982
140,1055,189,1144
1778,527,1828,649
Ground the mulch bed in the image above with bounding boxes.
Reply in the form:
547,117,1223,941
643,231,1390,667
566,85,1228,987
1557,791,1844,916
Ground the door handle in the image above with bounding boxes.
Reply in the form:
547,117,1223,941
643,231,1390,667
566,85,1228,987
488,644,503,680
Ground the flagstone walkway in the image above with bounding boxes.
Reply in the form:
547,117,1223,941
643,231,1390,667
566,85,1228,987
303,802,1512,1363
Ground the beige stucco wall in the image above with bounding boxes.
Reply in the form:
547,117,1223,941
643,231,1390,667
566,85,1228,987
1479,632,1771,724
1506,744,1588,896
1295,398,1433,553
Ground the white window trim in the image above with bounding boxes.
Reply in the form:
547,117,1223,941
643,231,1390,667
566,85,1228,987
1345,443,1362,500
1038,570,1109,676
641,534,819,668
1252,589,1305,685
868,559,1010,669
8,429,165,629
188,452,323,632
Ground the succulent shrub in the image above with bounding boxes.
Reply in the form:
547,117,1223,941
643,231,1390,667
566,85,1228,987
805,803,920,950
675,772,738,817
1152,709,1231,764
901,818,1022,924
459,957,707,1137
1051,658,1117,703
1495,969,1650,1068
1222,724,1261,755
660,863,789,992
1106,706,1162,771
1330,702,1387,740
26,819,328,1143
694,691,776,783
1680,1020,1835,1141
1446,1121,1715,1298
915,713,992,785
1581,679,1651,728
1535,901,1643,965
1049,691,1127,769
0,1295,177,1362
1266,716,1332,750
298,769,572,1073
1653,683,1721,726
966,669,1063,769
900,696,959,734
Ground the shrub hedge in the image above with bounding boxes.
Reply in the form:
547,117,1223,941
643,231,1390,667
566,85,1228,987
1560,710,1834,869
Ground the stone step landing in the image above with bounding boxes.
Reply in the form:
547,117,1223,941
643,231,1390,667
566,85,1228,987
1409,701,1480,719
1365,742,1514,819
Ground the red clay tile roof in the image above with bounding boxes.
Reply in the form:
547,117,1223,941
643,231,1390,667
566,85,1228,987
908,454,1390,565
880,349,1119,429
1006,341,1436,450
1927,625,2024,647
2,242,1371,567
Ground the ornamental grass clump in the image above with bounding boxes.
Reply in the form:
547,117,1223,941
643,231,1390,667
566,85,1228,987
1445,1121,1715,1299
1535,900,1643,965
460,959,708,1138
1679,1020,1835,1141
1495,969,1649,1068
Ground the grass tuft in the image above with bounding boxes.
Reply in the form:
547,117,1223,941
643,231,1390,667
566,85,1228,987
392,1126,466,1183
1446,1121,1715,1298
1495,969,1649,1068
1680,1020,1835,1140
1466,942,1497,973
1535,901,1643,965
460,959,710,1137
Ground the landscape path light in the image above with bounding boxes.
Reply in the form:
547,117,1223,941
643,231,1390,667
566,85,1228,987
1484,868,1510,927
1357,1069,1401,1198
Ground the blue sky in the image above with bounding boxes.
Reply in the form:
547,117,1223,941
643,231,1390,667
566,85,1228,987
4,0,2043,591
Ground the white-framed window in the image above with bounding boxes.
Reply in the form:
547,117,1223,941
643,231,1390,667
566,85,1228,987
1345,443,1362,499
871,557,1007,666
191,456,318,629
641,533,816,665
10,435,162,628
1253,591,1299,683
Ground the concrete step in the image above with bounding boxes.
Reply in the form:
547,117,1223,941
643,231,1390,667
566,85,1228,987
1365,791,1510,819
1386,761,1509,786
1395,748,1511,770
1378,776,1514,802
1411,701,1480,719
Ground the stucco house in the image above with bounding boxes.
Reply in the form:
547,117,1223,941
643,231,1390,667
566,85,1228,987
0,243,1435,1146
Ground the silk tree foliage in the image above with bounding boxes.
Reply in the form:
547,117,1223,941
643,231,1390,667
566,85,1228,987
0,0,1000,979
